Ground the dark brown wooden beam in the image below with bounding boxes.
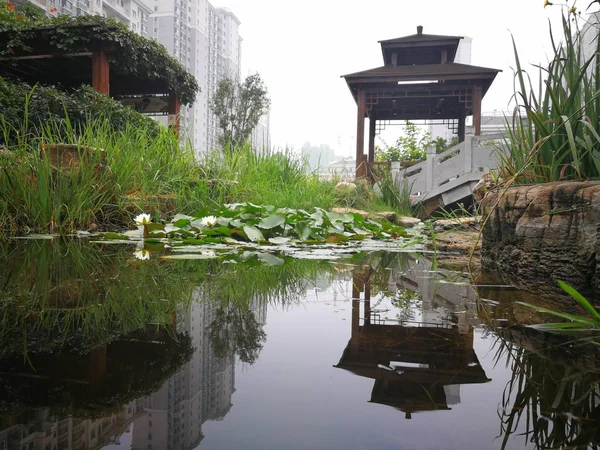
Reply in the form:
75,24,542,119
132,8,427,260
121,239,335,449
472,85,482,136
168,92,181,140
368,117,376,164
92,50,109,94
0,52,92,61
355,89,366,178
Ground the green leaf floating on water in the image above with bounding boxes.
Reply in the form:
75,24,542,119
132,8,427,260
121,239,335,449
243,224,265,242
258,214,285,229
116,203,412,249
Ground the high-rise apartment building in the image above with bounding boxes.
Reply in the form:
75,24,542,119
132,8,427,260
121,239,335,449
23,0,152,38
206,6,242,152
20,0,269,157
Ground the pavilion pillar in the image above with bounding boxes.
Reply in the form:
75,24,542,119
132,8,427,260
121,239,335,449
355,89,366,178
368,116,376,163
92,51,109,94
458,116,466,143
367,116,376,182
472,85,482,136
168,92,181,140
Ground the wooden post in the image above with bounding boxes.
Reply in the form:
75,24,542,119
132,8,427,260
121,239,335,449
168,92,181,139
355,89,366,178
458,116,466,143
368,116,376,163
367,116,376,183
92,51,109,94
472,85,482,136
363,276,371,326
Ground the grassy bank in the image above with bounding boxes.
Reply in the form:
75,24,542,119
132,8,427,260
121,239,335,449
0,117,410,235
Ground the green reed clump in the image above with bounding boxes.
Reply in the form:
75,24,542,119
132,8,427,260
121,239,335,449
0,116,205,233
198,143,338,210
502,12,600,182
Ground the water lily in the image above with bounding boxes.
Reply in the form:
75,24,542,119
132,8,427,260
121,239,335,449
133,249,150,260
134,213,152,225
200,215,218,227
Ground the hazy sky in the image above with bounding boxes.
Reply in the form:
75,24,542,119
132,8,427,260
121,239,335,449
215,0,572,154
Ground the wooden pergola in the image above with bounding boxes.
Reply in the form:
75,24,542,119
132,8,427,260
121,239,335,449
342,26,501,178
0,23,194,134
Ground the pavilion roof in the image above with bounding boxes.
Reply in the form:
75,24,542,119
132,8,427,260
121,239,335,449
343,62,500,85
342,62,501,120
378,27,464,65
379,32,463,46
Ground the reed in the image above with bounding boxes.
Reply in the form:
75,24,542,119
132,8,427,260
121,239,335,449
501,12,600,182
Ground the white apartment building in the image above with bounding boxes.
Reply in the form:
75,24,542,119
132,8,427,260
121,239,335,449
427,37,473,142
206,5,242,152
23,0,152,38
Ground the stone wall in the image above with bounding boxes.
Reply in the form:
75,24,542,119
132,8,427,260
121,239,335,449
479,181,600,296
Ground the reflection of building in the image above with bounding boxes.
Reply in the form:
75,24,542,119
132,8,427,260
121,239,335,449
0,290,268,450
0,400,146,450
132,290,236,450
335,271,490,418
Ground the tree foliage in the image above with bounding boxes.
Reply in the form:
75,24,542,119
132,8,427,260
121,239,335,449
211,73,270,150
0,76,160,143
375,121,460,163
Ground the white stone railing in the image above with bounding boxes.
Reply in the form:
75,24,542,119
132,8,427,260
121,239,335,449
391,134,504,204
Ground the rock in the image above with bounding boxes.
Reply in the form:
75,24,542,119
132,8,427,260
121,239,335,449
40,143,106,173
473,171,503,203
373,211,397,223
432,216,481,233
479,181,600,296
331,207,368,218
334,181,357,193
396,216,421,228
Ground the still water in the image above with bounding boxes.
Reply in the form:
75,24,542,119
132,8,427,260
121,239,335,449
0,239,598,450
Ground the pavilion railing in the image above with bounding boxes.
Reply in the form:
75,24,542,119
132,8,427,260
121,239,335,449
390,134,505,203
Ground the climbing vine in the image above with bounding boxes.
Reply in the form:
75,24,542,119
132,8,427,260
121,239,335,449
0,12,199,104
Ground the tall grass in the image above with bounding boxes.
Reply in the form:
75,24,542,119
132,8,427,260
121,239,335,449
198,143,338,210
0,116,204,233
502,12,600,182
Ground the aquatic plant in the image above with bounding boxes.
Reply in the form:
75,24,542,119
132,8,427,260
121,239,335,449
517,280,600,332
493,336,600,449
117,203,408,245
501,9,600,182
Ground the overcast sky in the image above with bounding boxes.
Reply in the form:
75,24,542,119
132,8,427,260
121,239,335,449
214,0,575,154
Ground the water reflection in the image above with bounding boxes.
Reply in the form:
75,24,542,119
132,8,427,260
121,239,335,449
335,268,490,419
1,239,600,449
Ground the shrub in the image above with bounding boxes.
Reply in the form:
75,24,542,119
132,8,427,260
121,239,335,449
0,77,160,143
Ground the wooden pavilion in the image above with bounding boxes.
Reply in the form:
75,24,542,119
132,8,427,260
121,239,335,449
342,26,501,178
334,272,490,417
0,20,199,134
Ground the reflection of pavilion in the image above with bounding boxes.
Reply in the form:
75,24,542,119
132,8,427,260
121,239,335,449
335,272,490,418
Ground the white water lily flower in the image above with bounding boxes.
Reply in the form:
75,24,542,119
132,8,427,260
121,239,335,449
134,213,152,225
133,249,151,260
200,215,218,227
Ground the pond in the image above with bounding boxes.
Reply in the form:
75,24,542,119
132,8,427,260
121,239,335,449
0,238,598,450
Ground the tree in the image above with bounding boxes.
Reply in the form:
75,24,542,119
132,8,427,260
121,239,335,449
375,121,431,163
211,73,270,150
